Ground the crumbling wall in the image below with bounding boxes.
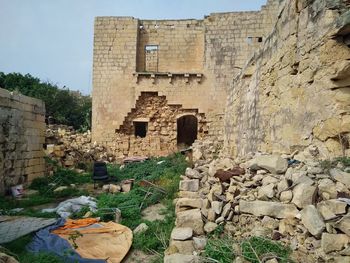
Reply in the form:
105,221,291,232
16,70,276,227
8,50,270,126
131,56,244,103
224,0,350,158
92,0,281,156
0,88,45,195
112,92,207,157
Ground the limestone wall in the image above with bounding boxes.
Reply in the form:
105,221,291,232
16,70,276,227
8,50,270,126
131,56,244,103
0,88,45,195
92,0,281,156
224,0,350,158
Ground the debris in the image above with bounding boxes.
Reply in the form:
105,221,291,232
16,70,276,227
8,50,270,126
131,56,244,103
133,223,149,234
0,216,57,244
42,196,97,218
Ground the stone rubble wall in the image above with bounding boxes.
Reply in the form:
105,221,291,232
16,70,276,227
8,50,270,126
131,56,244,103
0,88,45,195
224,0,350,158
92,0,281,152
166,139,350,262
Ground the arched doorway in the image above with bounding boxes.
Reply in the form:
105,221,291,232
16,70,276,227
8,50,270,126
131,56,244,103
177,115,198,149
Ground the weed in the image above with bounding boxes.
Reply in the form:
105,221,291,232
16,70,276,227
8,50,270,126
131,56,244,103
241,236,292,263
203,235,293,263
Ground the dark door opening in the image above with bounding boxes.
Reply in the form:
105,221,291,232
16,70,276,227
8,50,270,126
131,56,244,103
134,121,148,138
177,115,198,148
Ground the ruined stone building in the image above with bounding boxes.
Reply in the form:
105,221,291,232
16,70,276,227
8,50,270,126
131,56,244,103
0,88,46,195
92,0,280,156
92,0,350,159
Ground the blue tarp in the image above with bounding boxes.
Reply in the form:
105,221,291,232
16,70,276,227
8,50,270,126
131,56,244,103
27,218,106,263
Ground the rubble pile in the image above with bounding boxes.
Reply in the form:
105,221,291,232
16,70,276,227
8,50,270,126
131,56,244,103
45,125,117,168
166,139,350,262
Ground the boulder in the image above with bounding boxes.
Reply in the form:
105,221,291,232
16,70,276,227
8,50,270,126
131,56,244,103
317,200,347,220
318,179,337,199
336,215,350,236
0,253,19,263
258,183,275,199
176,198,202,213
169,240,195,255
193,236,207,250
291,183,317,208
211,201,223,214
250,155,288,174
330,169,350,187
300,205,325,236
321,233,349,253
176,209,204,235
239,200,298,219
133,223,149,234
179,180,200,192
109,184,121,193
185,168,202,179
171,227,193,241
204,222,218,233
280,190,293,203
164,254,198,263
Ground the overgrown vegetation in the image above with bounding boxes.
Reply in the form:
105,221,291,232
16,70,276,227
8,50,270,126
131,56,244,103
204,232,293,263
2,154,188,262
0,72,91,130
320,156,350,172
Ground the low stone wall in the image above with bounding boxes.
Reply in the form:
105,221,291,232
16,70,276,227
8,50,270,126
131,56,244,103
166,139,350,262
0,88,45,195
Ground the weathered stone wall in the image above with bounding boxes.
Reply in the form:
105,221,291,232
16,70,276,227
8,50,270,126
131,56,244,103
92,0,281,156
224,0,350,158
0,88,45,195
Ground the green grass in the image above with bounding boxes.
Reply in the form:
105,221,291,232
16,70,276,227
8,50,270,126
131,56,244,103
204,235,293,263
241,237,292,263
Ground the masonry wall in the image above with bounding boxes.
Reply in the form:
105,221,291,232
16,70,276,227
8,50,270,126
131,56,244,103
0,88,46,195
92,0,281,157
224,0,350,158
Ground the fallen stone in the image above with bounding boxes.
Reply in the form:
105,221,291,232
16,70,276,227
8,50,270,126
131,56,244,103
317,200,347,220
171,227,193,241
176,198,202,213
178,191,200,199
185,168,202,179
121,182,132,193
321,233,349,253
179,180,199,192
330,169,350,187
215,216,225,224
251,155,288,174
239,200,298,219
133,223,148,234
335,215,350,236
164,254,197,263
53,186,68,192
176,209,204,235
301,205,325,236
211,201,223,214
207,208,216,222
318,179,337,199
291,183,317,208
258,183,275,199
204,222,218,233
221,203,232,218
169,240,195,255
109,184,121,193
280,190,293,203
193,236,207,250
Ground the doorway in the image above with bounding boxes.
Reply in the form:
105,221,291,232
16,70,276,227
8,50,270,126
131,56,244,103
177,115,198,148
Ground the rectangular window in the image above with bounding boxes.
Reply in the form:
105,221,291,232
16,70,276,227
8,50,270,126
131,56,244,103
145,45,159,72
134,121,148,138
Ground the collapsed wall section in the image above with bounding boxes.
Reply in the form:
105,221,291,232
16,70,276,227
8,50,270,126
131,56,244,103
224,0,350,158
91,0,281,156
0,88,45,195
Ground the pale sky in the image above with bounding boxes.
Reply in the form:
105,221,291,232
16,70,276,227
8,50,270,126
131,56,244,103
0,0,267,95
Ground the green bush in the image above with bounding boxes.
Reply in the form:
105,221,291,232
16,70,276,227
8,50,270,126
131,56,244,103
0,72,91,130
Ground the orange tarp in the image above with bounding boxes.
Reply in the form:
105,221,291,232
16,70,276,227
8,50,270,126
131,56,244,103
52,218,133,263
